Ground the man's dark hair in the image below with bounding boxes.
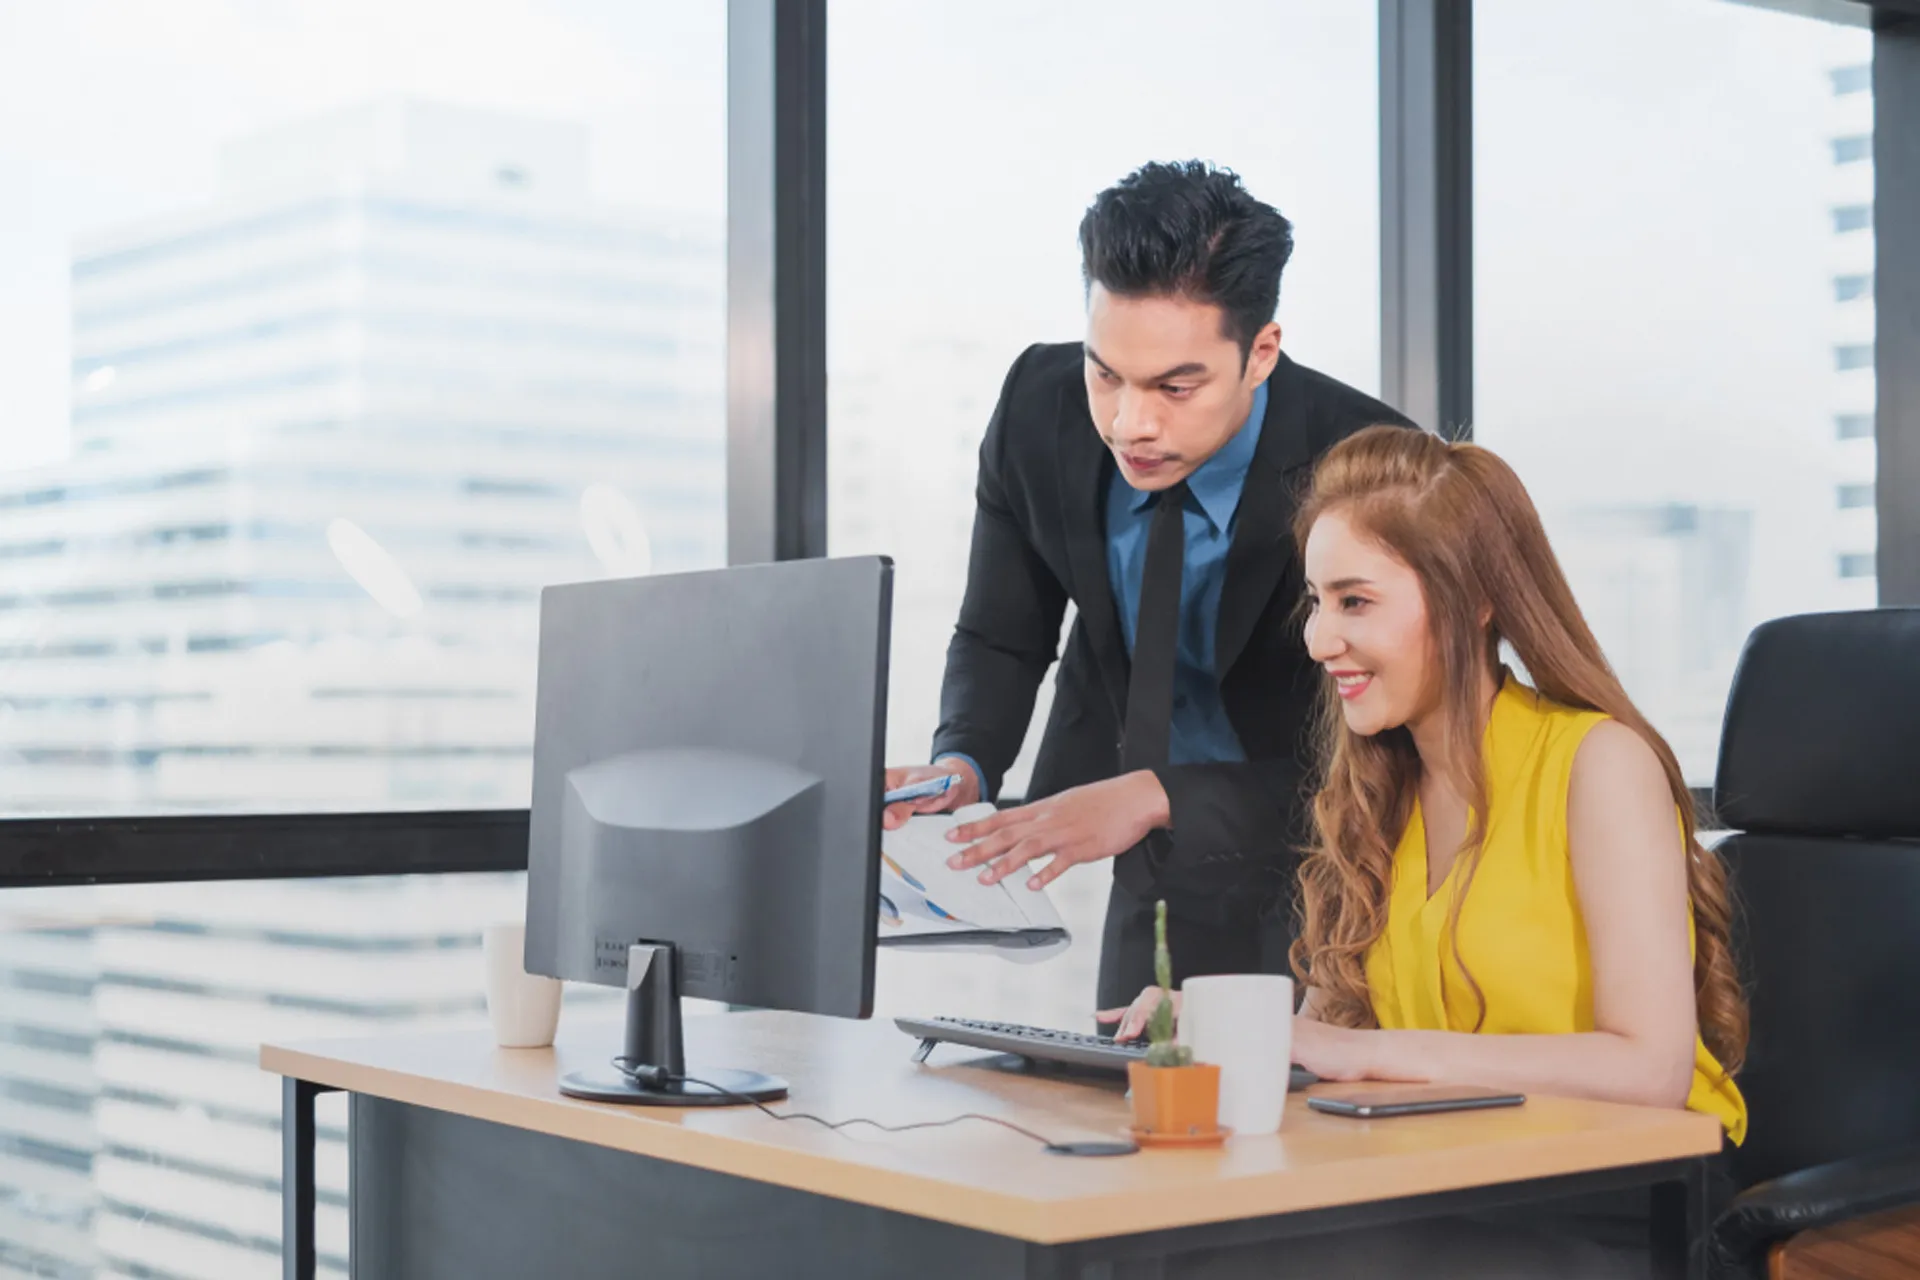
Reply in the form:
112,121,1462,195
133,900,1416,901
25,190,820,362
1078,160,1294,361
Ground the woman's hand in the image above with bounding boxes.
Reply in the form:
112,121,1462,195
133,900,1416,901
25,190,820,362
1096,986,1182,1042
1098,989,1383,1084
1288,1016,1380,1082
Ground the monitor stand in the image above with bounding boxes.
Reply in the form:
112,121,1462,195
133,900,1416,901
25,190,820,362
558,943,789,1106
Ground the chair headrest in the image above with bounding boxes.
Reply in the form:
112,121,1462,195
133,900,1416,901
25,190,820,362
1714,609,1920,837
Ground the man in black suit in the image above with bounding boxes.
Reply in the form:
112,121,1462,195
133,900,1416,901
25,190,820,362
882,161,1414,1009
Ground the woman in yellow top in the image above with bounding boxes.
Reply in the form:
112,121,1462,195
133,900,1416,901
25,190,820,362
1108,425,1748,1142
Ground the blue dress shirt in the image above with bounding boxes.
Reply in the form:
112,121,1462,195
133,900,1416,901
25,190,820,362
1104,382,1267,766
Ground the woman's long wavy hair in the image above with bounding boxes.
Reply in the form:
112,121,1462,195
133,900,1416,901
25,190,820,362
1287,426,1747,1076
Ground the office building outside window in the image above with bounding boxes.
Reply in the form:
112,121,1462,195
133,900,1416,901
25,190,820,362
11,101,723,819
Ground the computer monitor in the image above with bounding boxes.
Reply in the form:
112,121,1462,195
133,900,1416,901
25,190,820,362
523,556,891,1105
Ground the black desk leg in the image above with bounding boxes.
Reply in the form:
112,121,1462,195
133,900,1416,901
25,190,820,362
1649,1157,1710,1280
283,1078,334,1280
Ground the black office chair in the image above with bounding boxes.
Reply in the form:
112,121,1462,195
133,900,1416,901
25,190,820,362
1708,609,1920,1278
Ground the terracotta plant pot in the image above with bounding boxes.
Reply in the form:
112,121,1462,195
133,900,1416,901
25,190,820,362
1127,1061,1223,1143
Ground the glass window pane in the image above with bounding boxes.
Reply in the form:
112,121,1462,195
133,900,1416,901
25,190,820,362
1476,0,1874,784
0,874,631,1279
0,4,726,818
827,0,1379,1029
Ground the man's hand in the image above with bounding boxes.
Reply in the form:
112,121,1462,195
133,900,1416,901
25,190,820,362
942,770,1171,890
880,758,983,830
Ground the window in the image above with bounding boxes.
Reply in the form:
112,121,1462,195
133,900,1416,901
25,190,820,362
1834,273,1874,303
0,6,722,1277
827,0,1380,1031
1475,0,1874,784
1831,134,1872,165
0,874,625,1279
1831,65,1871,96
0,6,727,821
1839,483,1875,509
1837,412,1875,440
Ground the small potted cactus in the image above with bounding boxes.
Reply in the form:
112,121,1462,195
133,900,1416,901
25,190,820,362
1126,900,1223,1145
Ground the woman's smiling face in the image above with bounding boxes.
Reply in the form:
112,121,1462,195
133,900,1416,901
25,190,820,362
1302,508,1439,737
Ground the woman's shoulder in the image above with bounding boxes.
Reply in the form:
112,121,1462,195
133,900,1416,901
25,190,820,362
1496,682,1641,795
1502,687,1676,852
1567,717,1666,790
1500,679,1611,747
1516,686,1659,770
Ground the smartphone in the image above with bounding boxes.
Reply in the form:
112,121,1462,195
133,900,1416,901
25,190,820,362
1306,1084,1525,1119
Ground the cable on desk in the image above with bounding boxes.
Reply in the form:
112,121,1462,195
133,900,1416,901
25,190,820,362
610,1056,1135,1157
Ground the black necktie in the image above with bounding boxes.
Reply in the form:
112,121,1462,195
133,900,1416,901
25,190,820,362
1115,481,1187,898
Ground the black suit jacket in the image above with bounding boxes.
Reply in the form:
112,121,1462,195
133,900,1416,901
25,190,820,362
930,342,1416,916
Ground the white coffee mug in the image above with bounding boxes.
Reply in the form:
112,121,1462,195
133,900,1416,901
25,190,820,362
482,922,563,1048
1179,973,1294,1136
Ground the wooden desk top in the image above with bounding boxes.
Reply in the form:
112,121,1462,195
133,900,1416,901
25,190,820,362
260,1010,1722,1244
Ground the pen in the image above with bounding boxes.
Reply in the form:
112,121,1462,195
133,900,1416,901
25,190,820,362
882,773,962,806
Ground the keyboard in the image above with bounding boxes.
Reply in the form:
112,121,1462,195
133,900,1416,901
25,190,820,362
895,1015,1319,1091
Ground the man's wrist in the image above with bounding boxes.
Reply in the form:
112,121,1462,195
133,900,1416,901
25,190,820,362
934,753,987,803
1134,769,1172,829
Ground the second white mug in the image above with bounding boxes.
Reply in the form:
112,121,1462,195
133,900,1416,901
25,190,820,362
481,922,563,1048
1179,973,1294,1136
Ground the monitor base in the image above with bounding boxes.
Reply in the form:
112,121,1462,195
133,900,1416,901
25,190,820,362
561,944,789,1106
559,1066,789,1107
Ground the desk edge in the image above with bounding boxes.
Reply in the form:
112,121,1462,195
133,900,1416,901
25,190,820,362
260,1043,1725,1244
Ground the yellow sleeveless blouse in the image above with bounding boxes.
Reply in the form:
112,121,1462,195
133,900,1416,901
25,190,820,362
1362,677,1747,1143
